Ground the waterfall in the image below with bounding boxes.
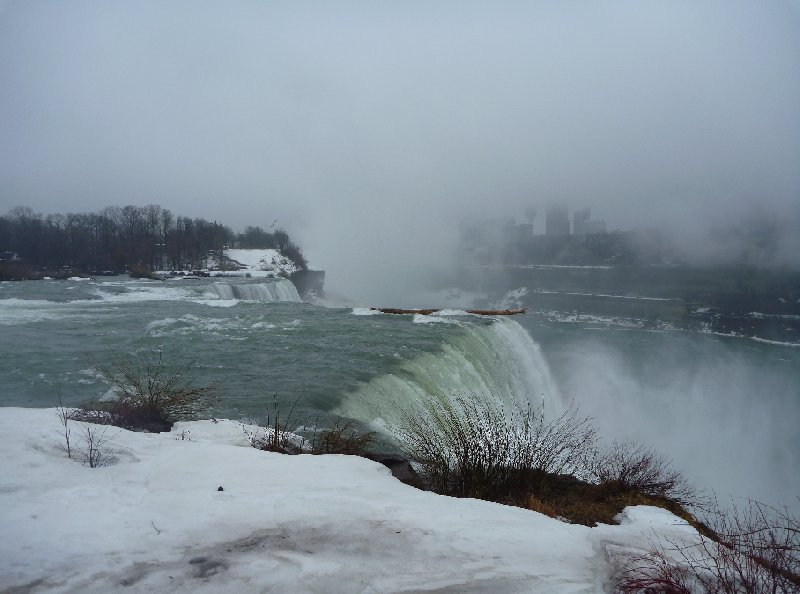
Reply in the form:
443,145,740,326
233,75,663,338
210,279,302,302
335,318,562,428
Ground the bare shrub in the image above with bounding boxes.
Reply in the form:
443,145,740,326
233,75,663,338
696,499,800,593
617,499,800,593
243,424,303,454
69,408,114,425
616,543,696,594
311,421,375,456
524,401,597,480
244,395,305,454
525,496,559,519
594,441,697,506
76,350,213,432
81,424,112,468
56,388,72,459
395,392,596,503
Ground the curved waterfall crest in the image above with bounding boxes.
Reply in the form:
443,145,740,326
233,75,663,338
210,279,302,302
335,318,563,428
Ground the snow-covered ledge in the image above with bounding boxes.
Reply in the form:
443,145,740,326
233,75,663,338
0,408,699,593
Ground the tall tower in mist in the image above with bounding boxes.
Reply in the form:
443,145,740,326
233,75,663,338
545,205,570,235
525,207,537,235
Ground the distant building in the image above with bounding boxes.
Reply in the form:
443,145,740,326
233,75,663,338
582,220,606,234
513,223,533,242
500,218,533,243
572,208,606,235
545,206,570,235
572,208,590,235
524,207,537,233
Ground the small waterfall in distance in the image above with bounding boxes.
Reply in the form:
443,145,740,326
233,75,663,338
210,279,302,302
334,318,563,430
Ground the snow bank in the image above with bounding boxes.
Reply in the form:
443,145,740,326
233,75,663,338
0,408,700,593
224,249,299,276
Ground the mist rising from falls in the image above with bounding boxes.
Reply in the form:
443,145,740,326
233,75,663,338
210,279,301,302
335,318,562,430
548,333,800,510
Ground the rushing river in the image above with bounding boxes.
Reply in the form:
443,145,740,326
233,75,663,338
1,276,798,509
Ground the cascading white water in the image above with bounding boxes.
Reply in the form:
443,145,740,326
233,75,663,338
210,280,302,302
334,318,562,428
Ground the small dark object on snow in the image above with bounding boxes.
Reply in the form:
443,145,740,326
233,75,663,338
217,486,224,491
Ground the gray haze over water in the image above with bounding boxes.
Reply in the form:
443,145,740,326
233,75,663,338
1,1,799,301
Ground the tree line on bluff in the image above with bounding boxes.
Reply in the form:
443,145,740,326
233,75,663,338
0,205,307,277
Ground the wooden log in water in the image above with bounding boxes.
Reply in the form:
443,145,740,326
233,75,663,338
370,307,526,316
465,308,527,316
370,308,438,315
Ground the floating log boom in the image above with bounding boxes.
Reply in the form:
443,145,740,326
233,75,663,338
370,307,526,316
465,308,527,316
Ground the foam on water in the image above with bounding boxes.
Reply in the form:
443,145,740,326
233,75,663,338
749,336,800,348
146,313,291,338
193,298,239,308
351,308,381,316
432,309,470,316
411,314,457,324
695,327,800,348
92,285,195,303
536,310,648,329
0,297,109,325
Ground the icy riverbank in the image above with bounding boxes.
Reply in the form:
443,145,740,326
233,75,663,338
0,408,700,593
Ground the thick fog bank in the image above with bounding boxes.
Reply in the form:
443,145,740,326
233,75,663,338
1,2,798,303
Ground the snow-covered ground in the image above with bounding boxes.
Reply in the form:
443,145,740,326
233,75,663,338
157,249,301,278
0,408,701,593
223,248,300,276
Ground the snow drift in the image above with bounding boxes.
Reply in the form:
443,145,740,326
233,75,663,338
0,408,702,593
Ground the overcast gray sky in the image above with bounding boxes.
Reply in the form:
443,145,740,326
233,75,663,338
1,1,799,295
